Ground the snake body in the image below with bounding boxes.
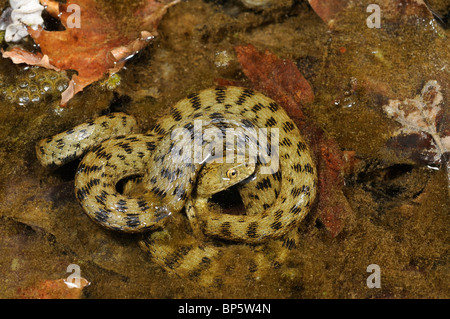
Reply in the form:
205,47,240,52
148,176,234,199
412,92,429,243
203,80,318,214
36,86,317,283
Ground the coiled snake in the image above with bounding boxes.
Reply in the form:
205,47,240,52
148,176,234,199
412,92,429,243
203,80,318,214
36,86,317,284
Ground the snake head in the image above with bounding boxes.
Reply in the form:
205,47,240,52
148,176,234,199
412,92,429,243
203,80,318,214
196,161,256,197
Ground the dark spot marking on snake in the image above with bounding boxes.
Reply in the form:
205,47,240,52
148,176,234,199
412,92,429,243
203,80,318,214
292,163,302,172
268,102,279,112
209,112,224,122
235,89,254,106
171,109,182,121
304,163,314,174
201,256,212,265
95,193,106,205
86,178,100,191
188,256,212,278
283,237,296,250
94,208,111,223
152,186,167,199
76,187,88,201
100,121,109,128
289,204,302,215
173,186,187,201
166,141,175,154
94,145,112,160
125,136,139,142
220,221,232,237
274,209,283,220
66,129,75,134
117,142,133,154
248,260,258,273
188,93,201,110
270,221,282,230
291,187,302,197
113,135,126,141
152,124,166,135
265,116,277,127
283,121,295,132
179,122,195,140
274,188,279,199
215,87,226,104
256,177,271,190
146,141,156,151
281,137,292,147
247,222,259,238
241,118,254,129
137,200,150,211
301,185,311,195
296,141,307,155
251,102,265,112
79,163,102,174
165,246,192,270
116,199,128,212
263,203,270,210
154,206,170,222
150,176,158,184
125,214,140,228
272,261,281,269
55,138,65,149
160,167,175,182
272,170,282,182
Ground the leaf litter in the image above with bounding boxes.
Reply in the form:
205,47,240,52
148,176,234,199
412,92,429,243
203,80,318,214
382,80,450,195
2,0,180,106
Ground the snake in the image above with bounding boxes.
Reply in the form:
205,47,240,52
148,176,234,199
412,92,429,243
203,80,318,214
36,86,317,283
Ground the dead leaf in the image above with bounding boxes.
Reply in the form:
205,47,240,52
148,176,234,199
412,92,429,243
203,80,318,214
234,44,315,120
383,80,450,194
230,44,353,237
307,0,349,25
2,0,179,106
17,278,90,299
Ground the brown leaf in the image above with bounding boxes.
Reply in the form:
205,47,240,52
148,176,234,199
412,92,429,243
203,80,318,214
307,0,349,25
233,44,353,237
2,0,179,106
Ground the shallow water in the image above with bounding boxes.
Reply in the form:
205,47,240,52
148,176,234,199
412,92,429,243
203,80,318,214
0,0,448,298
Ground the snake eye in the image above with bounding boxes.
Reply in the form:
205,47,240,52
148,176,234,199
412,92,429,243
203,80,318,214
226,168,238,179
